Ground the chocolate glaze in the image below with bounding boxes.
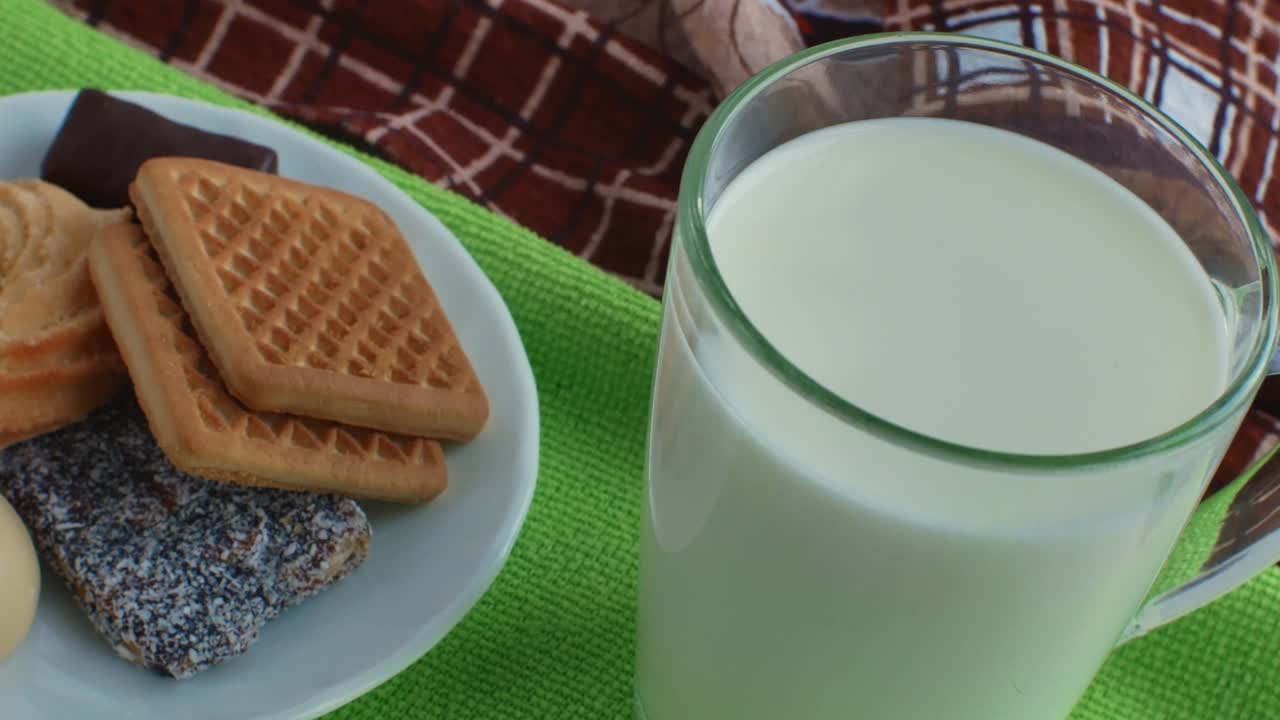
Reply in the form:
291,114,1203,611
41,89,278,209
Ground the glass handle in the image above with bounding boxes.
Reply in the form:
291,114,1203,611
1120,419,1280,643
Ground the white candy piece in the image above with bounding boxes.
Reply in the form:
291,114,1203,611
0,494,38,662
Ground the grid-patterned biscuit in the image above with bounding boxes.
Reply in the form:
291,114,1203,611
89,223,447,504
130,158,488,439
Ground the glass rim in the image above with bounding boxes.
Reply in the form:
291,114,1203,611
678,31,1280,471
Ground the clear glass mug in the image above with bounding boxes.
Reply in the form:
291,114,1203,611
635,33,1280,720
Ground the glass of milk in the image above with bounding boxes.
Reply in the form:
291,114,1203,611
635,34,1280,720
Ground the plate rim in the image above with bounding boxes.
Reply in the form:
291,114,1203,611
0,89,541,720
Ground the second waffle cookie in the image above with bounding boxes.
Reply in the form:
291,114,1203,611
90,223,448,503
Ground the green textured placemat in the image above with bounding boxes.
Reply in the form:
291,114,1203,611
2,1,1278,717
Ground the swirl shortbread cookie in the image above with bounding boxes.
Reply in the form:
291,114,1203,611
0,180,130,436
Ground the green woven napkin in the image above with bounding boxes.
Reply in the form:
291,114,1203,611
2,1,1278,717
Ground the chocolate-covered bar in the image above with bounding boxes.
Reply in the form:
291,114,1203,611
41,89,278,208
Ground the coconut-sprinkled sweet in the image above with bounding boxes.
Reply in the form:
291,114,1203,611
0,395,371,678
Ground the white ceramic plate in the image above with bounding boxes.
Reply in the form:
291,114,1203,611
0,91,540,720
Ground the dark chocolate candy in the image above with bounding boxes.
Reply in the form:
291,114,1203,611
41,89,278,209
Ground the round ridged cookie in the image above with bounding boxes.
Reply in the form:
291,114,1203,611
0,180,130,435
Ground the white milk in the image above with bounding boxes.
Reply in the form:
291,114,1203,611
636,118,1235,720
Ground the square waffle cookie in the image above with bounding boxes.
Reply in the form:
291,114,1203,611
89,223,448,504
130,158,488,439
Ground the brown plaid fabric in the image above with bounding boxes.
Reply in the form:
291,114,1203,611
52,0,714,296
47,0,1280,478
882,0,1280,247
50,0,1280,285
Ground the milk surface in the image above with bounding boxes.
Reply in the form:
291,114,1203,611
636,118,1234,720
